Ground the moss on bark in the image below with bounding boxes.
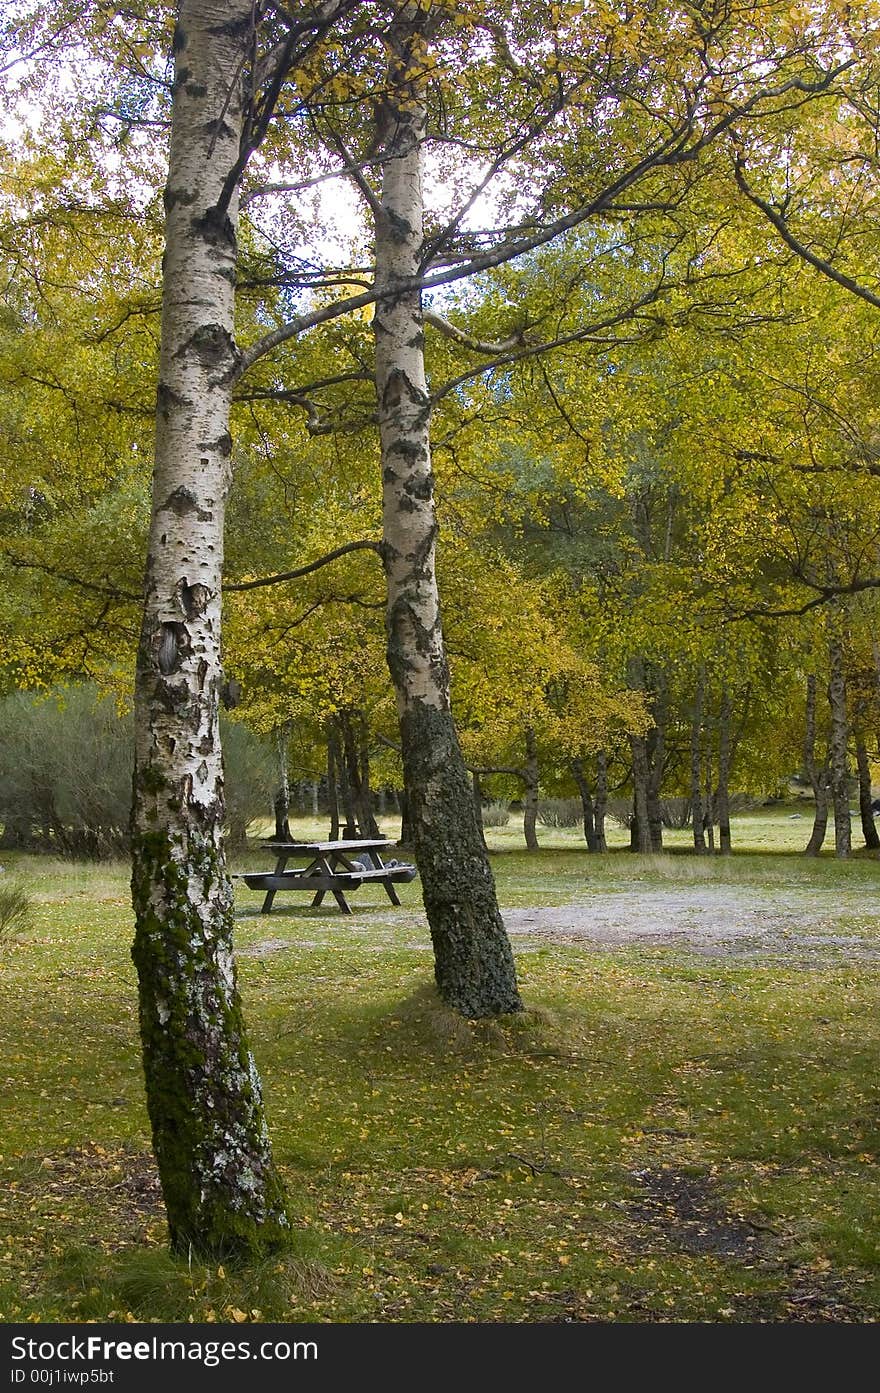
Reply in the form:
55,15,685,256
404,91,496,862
400,701,521,1019
130,820,290,1258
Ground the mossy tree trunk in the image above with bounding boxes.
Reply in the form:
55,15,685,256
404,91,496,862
373,3,520,1018
130,0,289,1259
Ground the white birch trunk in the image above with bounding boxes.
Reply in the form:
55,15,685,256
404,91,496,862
374,3,520,1016
130,0,288,1256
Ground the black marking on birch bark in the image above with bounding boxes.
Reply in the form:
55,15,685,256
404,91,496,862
408,523,438,575
180,581,211,618
209,13,253,39
382,368,429,412
157,382,187,419
202,117,238,146
385,208,416,243
404,474,433,501
206,432,233,458
177,322,236,367
155,676,191,715
390,437,428,464
185,81,208,98
164,186,199,211
172,24,186,54
162,485,213,521
406,330,425,351
197,658,209,689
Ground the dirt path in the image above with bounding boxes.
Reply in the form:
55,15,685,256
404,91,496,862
239,882,880,964
503,886,880,963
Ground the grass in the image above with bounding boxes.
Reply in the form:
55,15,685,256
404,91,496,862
0,811,879,1323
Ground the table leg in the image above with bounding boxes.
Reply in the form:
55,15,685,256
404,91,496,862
261,854,288,914
371,852,402,907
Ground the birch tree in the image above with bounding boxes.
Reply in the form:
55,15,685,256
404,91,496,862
130,0,290,1258
372,2,520,1015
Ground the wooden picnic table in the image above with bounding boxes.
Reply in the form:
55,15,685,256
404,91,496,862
236,838,417,915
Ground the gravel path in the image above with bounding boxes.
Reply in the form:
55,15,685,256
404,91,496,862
238,882,880,964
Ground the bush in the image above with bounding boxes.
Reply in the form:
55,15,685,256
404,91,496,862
0,879,30,942
0,686,278,858
659,797,692,830
481,800,511,827
536,797,581,828
606,798,635,830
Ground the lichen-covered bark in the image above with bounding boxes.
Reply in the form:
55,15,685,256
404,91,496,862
131,0,289,1257
400,705,521,1016
374,3,520,1017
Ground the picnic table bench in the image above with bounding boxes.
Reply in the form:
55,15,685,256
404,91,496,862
234,838,417,916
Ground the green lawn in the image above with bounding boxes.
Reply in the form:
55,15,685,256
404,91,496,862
0,816,878,1323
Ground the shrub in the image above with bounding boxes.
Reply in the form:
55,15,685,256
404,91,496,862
0,879,30,942
606,798,635,830
660,797,692,830
481,801,511,827
536,797,581,828
0,686,278,858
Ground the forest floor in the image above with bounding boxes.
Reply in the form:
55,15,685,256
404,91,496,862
2,815,879,1325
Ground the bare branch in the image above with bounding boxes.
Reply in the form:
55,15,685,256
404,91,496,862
224,539,383,592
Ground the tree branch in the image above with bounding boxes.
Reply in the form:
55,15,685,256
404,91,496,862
224,538,383,591
732,151,880,310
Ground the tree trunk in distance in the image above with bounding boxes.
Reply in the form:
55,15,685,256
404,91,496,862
273,722,292,841
130,0,289,1259
327,730,341,840
645,667,666,852
704,758,715,852
472,771,487,850
594,751,608,852
627,658,652,853
827,625,851,858
803,675,829,856
522,726,540,851
629,738,652,852
374,5,520,1016
690,668,707,854
717,687,732,856
855,736,879,849
571,757,599,851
